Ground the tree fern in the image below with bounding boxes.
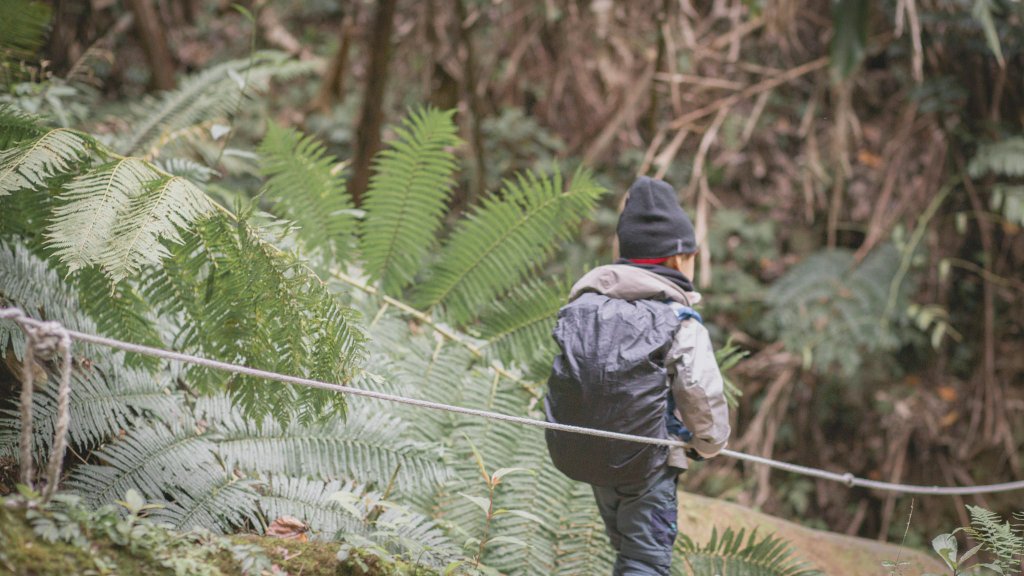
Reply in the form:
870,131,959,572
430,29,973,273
760,245,906,377
413,168,604,325
675,527,822,576
119,51,316,156
360,107,460,295
0,128,92,196
965,505,1024,574
259,121,356,259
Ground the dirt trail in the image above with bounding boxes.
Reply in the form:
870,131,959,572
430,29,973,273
678,492,946,575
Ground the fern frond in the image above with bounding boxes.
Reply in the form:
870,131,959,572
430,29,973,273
69,421,219,507
969,137,1024,179
120,51,315,156
0,104,45,149
258,475,459,566
413,168,604,325
259,122,356,258
475,275,567,370
761,245,905,377
966,505,1024,573
0,238,96,359
74,267,165,367
155,157,219,183
0,128,92,197
152,472,260,533
46,157,161,274
676,527,822,576
103,175,215,282
212,402,449,496
257,476,365,537
144,215,364,424
551,480,617,575
362,312,480,439
429,374,536,550
360,107,460,294
10,363,180,456
0,0,51,61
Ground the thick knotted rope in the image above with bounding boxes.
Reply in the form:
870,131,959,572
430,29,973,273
0,308,73,500
2,307,1024,496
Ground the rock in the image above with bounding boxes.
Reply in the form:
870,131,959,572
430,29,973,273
678,492,945,575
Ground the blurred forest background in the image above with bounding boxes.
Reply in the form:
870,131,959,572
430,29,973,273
2,0,1023,560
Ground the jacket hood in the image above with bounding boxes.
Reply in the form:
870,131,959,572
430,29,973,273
568,264,701,306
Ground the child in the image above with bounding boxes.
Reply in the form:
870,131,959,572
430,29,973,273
544,176,731,576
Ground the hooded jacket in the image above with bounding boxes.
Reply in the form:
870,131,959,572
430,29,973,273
544,264,731,484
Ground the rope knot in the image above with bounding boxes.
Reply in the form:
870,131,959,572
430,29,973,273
842,472,856,488
24,321,69,360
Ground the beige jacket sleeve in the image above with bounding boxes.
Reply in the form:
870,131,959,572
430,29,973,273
666,319,731,458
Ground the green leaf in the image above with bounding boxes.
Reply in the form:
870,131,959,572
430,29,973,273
503,509,544,525
120,51,315,155
414,168,604,325
490,467,533,484
360,106,460,294
459,493,492,515
932,533,958,569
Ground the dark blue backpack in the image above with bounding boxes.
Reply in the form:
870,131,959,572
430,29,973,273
544,292,682,487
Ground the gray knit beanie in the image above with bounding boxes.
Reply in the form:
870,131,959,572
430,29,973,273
617,177,697,259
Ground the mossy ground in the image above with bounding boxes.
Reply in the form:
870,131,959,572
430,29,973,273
0,504,430,576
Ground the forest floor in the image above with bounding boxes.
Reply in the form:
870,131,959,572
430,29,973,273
680,491,946,575
2,488,946,575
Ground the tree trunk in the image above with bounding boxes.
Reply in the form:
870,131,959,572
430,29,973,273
312,6,355,112
348,0,398,206
453,0,488,206
125,0,176,91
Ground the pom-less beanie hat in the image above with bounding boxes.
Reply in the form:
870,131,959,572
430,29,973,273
617,176,697,259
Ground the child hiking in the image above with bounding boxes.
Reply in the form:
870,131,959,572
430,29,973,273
544,176,731,576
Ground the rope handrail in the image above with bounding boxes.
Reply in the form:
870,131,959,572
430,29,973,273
3,307,1023,497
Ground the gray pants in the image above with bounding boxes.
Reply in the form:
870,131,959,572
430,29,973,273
592,467,679,576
